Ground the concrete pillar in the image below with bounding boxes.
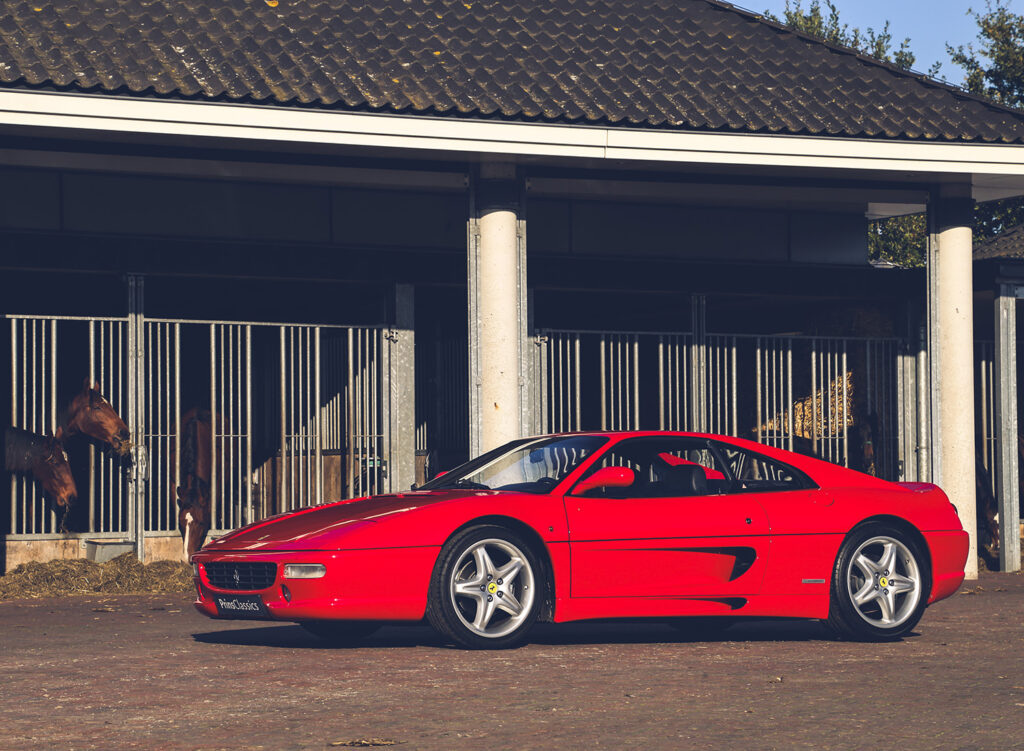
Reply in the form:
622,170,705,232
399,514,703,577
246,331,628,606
468,164,528,455
386,283,415,492
930,184,978,578
994,284,1022,572
127,274,146,562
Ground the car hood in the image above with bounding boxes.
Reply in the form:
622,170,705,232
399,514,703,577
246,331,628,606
202,490,487,552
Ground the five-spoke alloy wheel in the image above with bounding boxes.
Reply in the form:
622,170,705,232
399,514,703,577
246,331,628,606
827,523,930,641
427,525,543,649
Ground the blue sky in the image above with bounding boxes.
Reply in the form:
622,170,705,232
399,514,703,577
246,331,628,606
747,0,1010,84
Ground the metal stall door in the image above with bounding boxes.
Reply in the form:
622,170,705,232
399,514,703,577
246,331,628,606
697,335,736,435
142,321,385,537
976,340,997,498
140,319,182,539
860,338,904,480
536,329,694,433
344,327,387,499
752,336,801,454
269,324,386,515
276,324,323,514
7,315,132,539
657,333,695,431
536,327,909,481
139,320,253,539
745,335,904,478
535,330,581,434
209,323,253,533
417,332,468,472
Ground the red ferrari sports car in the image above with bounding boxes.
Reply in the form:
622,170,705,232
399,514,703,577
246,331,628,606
192,432,968,648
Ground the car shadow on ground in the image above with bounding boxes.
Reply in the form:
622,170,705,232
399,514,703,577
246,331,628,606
191,617,889,650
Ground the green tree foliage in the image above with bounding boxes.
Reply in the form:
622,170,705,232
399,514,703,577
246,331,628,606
950,1,1024,107
762,0,918,70
950,1,1024,245
868,214,927,268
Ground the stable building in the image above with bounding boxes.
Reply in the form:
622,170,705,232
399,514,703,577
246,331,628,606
1,0,1023,575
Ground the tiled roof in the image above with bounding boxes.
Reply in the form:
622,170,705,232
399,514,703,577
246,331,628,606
975,226,1024,260
2,0,1024,143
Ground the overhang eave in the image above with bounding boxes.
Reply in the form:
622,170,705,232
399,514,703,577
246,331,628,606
2,88,1024,208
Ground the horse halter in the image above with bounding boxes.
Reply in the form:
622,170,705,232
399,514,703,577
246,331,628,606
41,437,68,467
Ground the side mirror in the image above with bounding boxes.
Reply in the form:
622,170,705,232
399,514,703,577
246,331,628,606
572,466,635,496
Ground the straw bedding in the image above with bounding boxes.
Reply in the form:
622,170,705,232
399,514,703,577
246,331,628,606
0,552,192,600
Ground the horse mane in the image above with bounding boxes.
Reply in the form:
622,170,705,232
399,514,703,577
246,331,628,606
4,427,53,472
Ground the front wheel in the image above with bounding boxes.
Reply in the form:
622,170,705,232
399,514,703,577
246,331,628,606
826,524,930,641
426,525,543,649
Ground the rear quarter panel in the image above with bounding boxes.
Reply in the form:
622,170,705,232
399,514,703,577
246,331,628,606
755,460,965,600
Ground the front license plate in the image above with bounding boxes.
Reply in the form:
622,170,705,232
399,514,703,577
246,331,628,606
213,593,270,619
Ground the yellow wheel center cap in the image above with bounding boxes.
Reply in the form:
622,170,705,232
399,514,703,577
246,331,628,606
487,582,498,594
879,576,889,588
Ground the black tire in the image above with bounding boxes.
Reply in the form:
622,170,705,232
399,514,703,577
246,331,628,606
667,616,736,640
826,523,931,641
426,524,544,649
300,620,380,644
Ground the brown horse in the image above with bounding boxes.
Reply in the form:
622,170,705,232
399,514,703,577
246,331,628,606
175,408,213,556
4,426,78,530
61,380,132,457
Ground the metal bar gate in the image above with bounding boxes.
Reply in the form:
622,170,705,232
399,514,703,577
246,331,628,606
536,328,912,481
5,312,392,550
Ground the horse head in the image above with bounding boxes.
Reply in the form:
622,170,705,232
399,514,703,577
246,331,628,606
176,478,211,556
65,380,132,457
41,428,78,514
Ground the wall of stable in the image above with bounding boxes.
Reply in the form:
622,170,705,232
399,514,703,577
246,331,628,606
4,534,187,572
0,166,868,266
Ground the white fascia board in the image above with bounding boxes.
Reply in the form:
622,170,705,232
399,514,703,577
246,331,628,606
0,89,607,159
605,130,1024,176
3,88,1024,178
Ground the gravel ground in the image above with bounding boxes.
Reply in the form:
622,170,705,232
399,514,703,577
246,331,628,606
2,569,1023,751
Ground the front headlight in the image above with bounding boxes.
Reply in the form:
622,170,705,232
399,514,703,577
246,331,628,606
283,563,327,579
192,562,200,577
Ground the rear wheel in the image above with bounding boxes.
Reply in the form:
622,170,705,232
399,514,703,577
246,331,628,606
826,524,930,641
426,525,543,649
300,621,380,644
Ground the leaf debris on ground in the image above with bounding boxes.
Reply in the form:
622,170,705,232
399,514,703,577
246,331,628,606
328,740,403,747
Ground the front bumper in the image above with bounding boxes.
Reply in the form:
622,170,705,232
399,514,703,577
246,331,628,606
191,547,438,622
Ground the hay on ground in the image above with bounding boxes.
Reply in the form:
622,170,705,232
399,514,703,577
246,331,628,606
0,552,192,600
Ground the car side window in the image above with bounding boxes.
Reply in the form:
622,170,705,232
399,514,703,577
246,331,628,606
575,438,729,498
717,444,809,492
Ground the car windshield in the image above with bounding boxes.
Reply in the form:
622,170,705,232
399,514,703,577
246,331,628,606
420,435,608,494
